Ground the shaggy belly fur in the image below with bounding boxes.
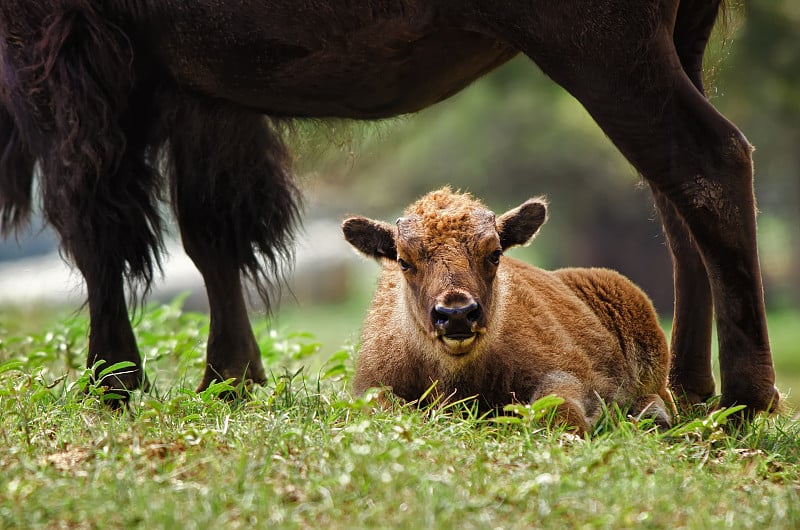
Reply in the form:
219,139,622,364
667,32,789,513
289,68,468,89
139,4,517,118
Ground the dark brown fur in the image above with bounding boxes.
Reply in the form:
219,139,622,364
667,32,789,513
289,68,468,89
345,189,673,434
0,1,778,411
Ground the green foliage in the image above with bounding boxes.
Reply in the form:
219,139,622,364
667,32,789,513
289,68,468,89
0,299,799,529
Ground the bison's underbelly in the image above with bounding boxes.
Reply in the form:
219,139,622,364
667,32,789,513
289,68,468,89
144,9,517,118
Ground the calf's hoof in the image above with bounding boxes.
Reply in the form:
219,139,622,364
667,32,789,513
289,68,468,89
631,395,673,430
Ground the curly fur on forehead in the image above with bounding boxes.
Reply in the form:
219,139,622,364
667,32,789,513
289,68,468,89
401,187,495,246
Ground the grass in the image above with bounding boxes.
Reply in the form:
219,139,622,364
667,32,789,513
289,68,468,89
1,299,799,529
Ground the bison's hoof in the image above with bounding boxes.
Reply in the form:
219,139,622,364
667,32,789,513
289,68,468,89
720,384,780,418
668,375,716,408
90,367,147,408
671,389,717,411
195,364,268,397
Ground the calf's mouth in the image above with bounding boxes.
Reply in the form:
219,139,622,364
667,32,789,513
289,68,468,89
441,333,477,354
436,326,486,355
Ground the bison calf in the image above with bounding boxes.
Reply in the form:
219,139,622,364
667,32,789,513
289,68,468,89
343,188,673,434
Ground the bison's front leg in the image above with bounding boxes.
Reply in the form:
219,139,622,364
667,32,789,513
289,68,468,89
57,123,162,398
629,394,673,430
165,93,300,392
42,160,155,399
0,3,164,399
81,273,145,397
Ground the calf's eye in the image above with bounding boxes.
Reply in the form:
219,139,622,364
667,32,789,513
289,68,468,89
489,249,503,266
398,258,411,271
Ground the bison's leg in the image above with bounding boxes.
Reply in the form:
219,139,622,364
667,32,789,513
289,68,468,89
656,0,726,407
35,130,161,397
652,191,715,406
164,94,300,392
77,262,145,395
0,4,163,398
46,104,163,397
180,229,265,392
643,86,777,414
470,0,778,413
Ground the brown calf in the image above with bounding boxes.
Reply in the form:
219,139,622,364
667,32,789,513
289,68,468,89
343,188,673,434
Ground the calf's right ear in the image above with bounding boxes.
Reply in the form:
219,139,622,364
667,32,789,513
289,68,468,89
342,216,397,261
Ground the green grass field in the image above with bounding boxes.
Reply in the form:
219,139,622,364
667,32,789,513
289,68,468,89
1,300,798,529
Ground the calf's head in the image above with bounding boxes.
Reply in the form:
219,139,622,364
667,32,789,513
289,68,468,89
343,188,547,357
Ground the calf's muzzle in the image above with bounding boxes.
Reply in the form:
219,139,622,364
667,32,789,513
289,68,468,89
431,294,484,353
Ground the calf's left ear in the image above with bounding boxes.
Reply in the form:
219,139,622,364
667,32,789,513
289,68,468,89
342,216,397,261
497,198,548,250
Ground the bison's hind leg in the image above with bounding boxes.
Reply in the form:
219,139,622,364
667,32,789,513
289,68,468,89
162,92,301,392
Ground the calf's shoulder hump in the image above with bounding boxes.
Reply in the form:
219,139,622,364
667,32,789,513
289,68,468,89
553,267,664,335
553,267,655,312
554,265,667,348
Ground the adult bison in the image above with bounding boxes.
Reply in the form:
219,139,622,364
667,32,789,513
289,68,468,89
0,1,778,412
345,188,675,434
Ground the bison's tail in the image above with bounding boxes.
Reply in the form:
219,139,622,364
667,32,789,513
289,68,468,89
0,102,35,237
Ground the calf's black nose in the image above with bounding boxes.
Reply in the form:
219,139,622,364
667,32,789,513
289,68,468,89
432,300,482,336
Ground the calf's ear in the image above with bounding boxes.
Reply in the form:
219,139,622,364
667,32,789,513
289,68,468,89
342,216,397,261
497,198,547,250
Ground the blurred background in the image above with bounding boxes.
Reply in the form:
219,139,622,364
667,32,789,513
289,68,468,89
1,1,798,404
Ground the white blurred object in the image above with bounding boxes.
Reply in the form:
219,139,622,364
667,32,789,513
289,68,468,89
0,219,358,310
